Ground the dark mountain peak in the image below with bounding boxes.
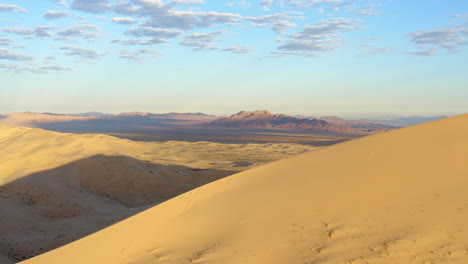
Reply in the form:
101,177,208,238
206,111,351,132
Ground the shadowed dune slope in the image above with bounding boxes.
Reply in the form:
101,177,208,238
21,114,468,264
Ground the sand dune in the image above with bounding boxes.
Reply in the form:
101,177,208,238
18,114,468,264
0,123,314,263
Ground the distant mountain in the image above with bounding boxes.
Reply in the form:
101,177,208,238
0,112,218,133
205,110,352,132
362,116,448,127
319,116,399,130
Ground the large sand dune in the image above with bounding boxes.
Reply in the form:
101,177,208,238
0,124,313,263
19,114,468,264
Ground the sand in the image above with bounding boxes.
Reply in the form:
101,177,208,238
16,114,468,264
0,123,314,262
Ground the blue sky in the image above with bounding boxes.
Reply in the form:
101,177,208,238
0,0,467,117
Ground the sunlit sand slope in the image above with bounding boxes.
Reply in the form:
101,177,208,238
20,114,468,264
0,124,313,262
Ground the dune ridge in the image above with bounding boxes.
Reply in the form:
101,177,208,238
19,114,468,264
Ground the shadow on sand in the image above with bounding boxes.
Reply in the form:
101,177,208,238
0,155,233,263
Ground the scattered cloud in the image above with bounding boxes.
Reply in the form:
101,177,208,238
112,17,137,24
353,3,381,16
55,0,68,6
119,49,161,62
409,27,465,53
406,49,438,56
60,46,102,59
125,27,183,38
0,36,15,47
227,0,252,9
259,0,274,11
3,26,59,39
168,0,205,5
56,24,100,40
221,45,253,54
180,30,226,50
0,63,18,69
179,31,252,54
0,3,26,13
0,48,35,61
277,18,362,55
70,0,110,14
111,38,168,45
245,13,297,33
359,46,394,56
39,65,71,71
43,10,72,20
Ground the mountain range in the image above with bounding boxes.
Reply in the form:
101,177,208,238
0,111,446,136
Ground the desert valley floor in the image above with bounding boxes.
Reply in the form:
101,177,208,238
1,115,468,263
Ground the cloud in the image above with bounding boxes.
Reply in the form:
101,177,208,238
259,0,274,11
71,0,110,13
56,24,100,40
168,0,205,5
114,23,182,45
141,11,241,30
406,49,438,56
330,3,349,11
124,27,182,43
359,46,394,56
283,0,345,9
227,0,252,9
244,13,290,23
179,30,226,50
0,48,34,61
409,27,464,53
0,3,26,13
119,49,161,62
409,28,459,45
60,46,102,59
0,63,18,69
245,13,297,33
3,26,59,39
111,38,169,45
112,17,136,24
271,20,297,34
353,3,381,16
454,14,468,18
221,45,253,54
272,50,318,57
55,0,68,6
277,18,361,54
0,37,15,47
39,65,71,71
43,10,72,20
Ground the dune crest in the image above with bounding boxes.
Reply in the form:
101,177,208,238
19,114,468,264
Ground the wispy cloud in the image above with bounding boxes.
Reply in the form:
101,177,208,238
0,48,35,61
408,27,465,53
4,26,59,39
277,18,362,55
112,17,137,24
60,46,102,59
56,24,100,40
0,3,27,13
119,49,161,62
43,10,72,20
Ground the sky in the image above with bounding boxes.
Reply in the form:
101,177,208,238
0,0,467,118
